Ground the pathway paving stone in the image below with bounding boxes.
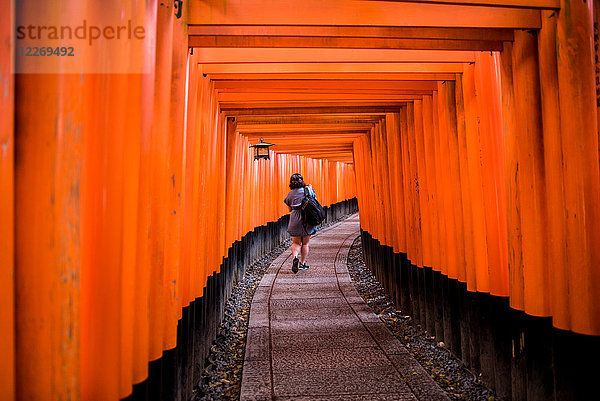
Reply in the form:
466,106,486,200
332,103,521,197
240,214,450,401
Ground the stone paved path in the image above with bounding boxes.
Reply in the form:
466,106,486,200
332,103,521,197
240,214,450,401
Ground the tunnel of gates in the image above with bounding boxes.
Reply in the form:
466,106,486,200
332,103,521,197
2,0,600,400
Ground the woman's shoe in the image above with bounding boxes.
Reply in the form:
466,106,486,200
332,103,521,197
299,263,309,270
292,257,299,274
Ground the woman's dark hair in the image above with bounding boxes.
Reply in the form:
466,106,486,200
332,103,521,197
289,173,306,189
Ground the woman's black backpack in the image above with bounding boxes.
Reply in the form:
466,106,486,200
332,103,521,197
300,187,326,226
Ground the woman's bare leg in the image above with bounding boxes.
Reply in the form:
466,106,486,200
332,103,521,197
300,235,311,263
291,236,302,259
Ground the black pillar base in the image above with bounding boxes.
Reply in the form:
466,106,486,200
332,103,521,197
359,229,600,401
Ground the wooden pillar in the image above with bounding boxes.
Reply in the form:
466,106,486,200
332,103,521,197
120,77,144,397
163,7,188,352
399,107,414,264
113,4,150,398
510,30,550,317
149,0,174,364
595,1,600,136
413,100,432,267
224,117,239,252
365,130,383,242
0,0,15,399
431,91,449,277
215,114,227,265
473,52,508,297
385,113,407,255
378,120,395,250
436,83,459,280
370,124,387,245
422,97,441,271
181,53,200,311
406,102,423,268
538,7,569,340
461,63,490,293
454,75,476,291
15,1,83,399
132,26,157,388
499,40,525,313
441,81,467,283
556,0,600,336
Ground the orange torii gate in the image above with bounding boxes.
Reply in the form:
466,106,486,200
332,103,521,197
2,0,600,400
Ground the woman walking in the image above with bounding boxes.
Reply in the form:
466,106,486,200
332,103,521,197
284,173,317,273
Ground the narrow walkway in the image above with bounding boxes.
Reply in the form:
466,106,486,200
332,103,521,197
241,215,450,401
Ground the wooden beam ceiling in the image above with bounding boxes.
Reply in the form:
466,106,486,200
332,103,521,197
192,48,477,63
190,36,503,51
206,73,457,81
200,63,467,74
189,0,542,28
189,0,554,163
188,25,515,41
214,80,439,91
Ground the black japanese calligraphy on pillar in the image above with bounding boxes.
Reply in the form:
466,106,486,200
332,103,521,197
174,0,183,19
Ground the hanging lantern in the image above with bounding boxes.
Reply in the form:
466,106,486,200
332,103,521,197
250,138,274,160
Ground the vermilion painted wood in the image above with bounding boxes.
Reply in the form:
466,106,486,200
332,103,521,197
473,52,509,297
537,10,568,330
223,106,399,116
82,73,128,401
510,31,549,313
132,10,156,385
461,63,491,293
15,63,62,401
189,0,542,28
357,135,374,236
220,101,410,109
201,63,468,74
215,80,439,91
236,115,384,124
0,0,14,399
15,4,83,401
436,83,459,279
413,100,433,267
146,0,173,364
163,6,188,353
442,81,468,282
499,42,523,306
556,0,600,335
189,35,503,51
422,96,441,270
399,107,414,260
194,48,477,64
385,113,408,253
181,54,198,310
11,1,600,398
596,2,600,136
117,2,150,396
237,122,376,132
363,132,380,241
360,0,558,8
454,76,477,289
431,91,449,274
189,25,515,40
119,74,143,397
406,102,424,267
378,121,395,245
207,73,458,81
217,93,430,103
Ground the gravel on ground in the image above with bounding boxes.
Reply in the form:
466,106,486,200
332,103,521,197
346,236,497,401
193,238,291,401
